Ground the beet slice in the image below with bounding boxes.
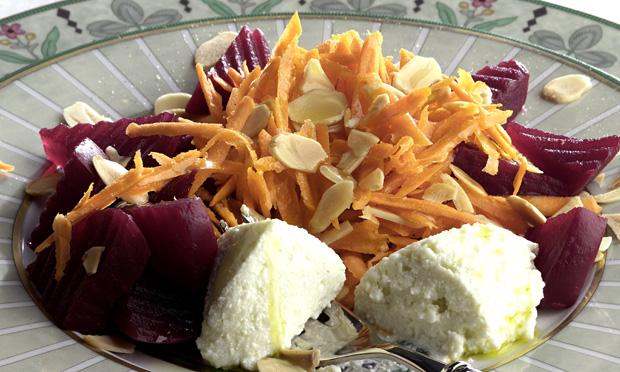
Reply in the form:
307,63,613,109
506,122,620,195
526,207,607,308
40,112,180,169
185,26,271,116
113,270,203,344
124,198,218,294
149,170,197,203
452,145,570,196
29,138,106,249
27,209,150,334
472,59,529,122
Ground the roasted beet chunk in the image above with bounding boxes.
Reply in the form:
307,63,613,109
506,122,620,195
472,59,529,122
124,197,218,294
113,270,204,344
526,207,607,308
185,26,271,116
40,112,180,169
27,209,150,334
452,145,570,196
29,138,106,249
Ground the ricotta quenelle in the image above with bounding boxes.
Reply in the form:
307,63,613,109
196,219,346,370
354,223,544,361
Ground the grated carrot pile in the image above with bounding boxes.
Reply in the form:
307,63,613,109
37,13,602,307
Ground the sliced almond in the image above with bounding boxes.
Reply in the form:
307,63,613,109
542,74,592,104
603,214,620,242
300,59,334,94
362,82,406,100
599,236,612,252
594,173,605,187
63,102,111,127
440,174,473,213
279,349,320,372
422,182,458,204
308,180,355,234
25,172,64,196
347,129,380,157
269,133,328,173
482,153,499,175
449,164,487,196
154,92,192,115
551,196,584,217
83,334,135,354
594,187,620,204
359,168,384,191
319,164,355,184
194,31,238,69
288,89,348,125
105,146,130,167
357,93,390,129
369,206,426,229
242,103,271,138
92,155,148,204
392,55,442,94
319,220,353,245
82,246,105,275
507,195,547,227
257,357,307,372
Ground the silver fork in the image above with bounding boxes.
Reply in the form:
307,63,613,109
293,302,481,372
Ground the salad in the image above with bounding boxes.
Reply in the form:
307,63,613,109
17,11,620,370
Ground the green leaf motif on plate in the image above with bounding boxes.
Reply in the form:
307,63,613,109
436,2,458,26
310,0,405,16
575,50,617,68
87,0,182,37
202,0,237,17
41,27,60,58
568,25,602,51
529,30,566,50
0,50,36,64
472,17,517,31
251,0,284,15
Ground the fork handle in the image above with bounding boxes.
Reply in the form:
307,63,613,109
383,346,481,372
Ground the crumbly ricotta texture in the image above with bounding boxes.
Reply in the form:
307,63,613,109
354,223,544,362
196,219,346,371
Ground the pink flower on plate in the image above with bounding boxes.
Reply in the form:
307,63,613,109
0,23,26,39
472,0,497,8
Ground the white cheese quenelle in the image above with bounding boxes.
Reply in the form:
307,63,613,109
196,219,346,371
354,223,544,362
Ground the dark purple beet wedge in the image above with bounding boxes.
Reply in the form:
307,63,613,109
453,145,570,196
113,270,203,344
27,209,150,334
506,122,620,195
124,197,218,295
149,170,197,204
40,112,180,169
472,59,529,122
185,26,271,116
29,138,106,249
526,207,607,308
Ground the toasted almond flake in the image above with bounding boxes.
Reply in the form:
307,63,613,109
594,187,620,204
362,82,406,100
369,206,426,229
347,129,380,157
82,246,105,275
482,153,499,175
25,172,63,196
359,168,384,191
603,214,620,242
257,357,307,372
269,133,328,173
392,55,442,94
242,103,271,138
357,93,390,129
319,164,355,184
551,196,584,217
599,236,612,252
609,173,620,190
449,164,487,196
194,31,238,69
63,102,111,127
308,180,355,234
542,74,592,104
92,155,148,204
83,334,135,354
594,173,605,187
440,173,473,213
594,251,605,263
300,58,334,94
320,220,354,245
154,92,192,115
105,146,130,167
288,89,348,125
422,182,458,204
279,349,320,372
507,195,547,226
